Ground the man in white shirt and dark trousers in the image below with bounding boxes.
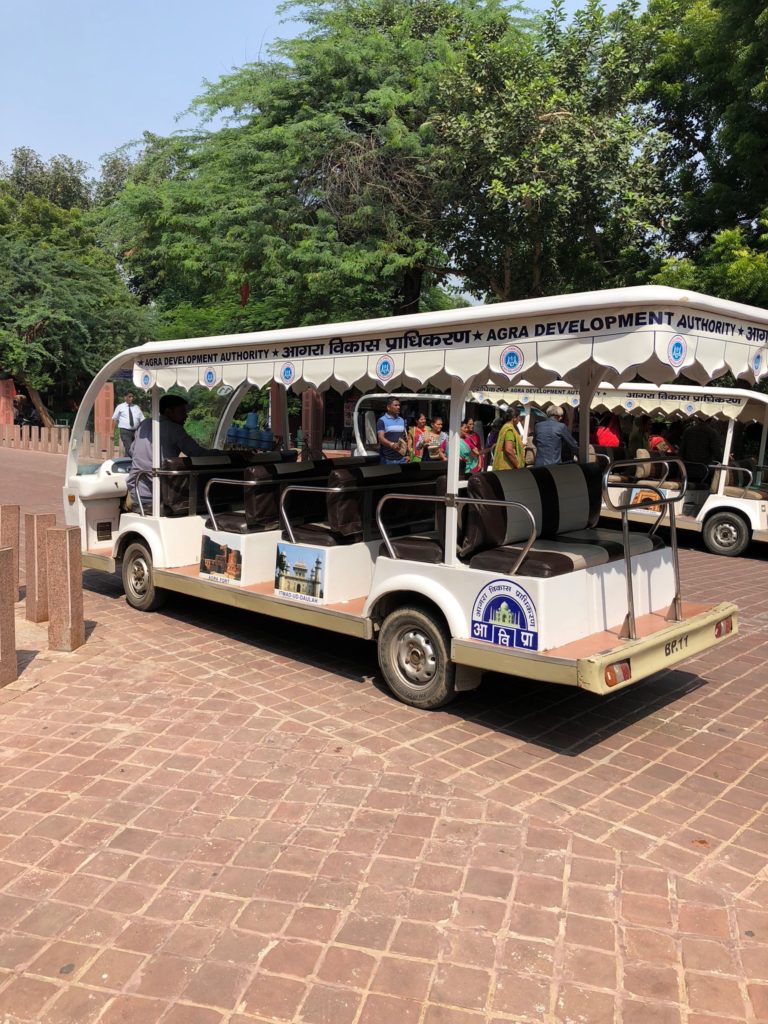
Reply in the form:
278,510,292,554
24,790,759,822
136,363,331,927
112,392,145,455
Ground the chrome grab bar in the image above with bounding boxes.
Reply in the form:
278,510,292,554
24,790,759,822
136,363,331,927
708,463,754,494
133,471,151,517
132,466,244,518
603,458,679,541
279,484,345,543
601,458,685,512
601,457,688,640
375,493,537,577
202,477,277,532
280,477,447,543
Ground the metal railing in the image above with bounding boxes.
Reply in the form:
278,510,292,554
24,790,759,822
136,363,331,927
707,463,754,496
279,476,449,544
279,485,345,543
132,466,248,518
602,457,689,640
202,476,279,532
375,492,538,576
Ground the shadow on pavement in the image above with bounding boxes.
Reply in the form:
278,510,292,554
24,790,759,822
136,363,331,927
441,667,707,756
83,570,710,758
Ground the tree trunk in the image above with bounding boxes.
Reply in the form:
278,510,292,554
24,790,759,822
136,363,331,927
15,374,55,428
531,239,543,298
393,267,423,317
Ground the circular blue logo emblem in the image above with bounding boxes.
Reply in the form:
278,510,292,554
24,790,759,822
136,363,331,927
753,352,762,374
280,362,295,385
202,367,217,387
684,402,695,415
376,355,395,381
668,335,687,367
500,345,524,376
626,400,634,410
140,371,151,389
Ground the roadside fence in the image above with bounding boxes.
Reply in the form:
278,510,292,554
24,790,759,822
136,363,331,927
0,425,120,459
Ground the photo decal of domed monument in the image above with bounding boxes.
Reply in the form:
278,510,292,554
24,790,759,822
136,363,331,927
275,543,326,604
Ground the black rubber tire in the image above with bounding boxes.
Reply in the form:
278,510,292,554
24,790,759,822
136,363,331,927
121,541,167,611
702,511,750,557
377,605,456,709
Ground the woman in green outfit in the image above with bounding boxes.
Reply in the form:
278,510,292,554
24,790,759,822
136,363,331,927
492,407,525,470
441,417,482,475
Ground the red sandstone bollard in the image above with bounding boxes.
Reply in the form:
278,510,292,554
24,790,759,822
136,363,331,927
0,505,20,601
46,526,85,653
25,513,56,623
0,547,18,686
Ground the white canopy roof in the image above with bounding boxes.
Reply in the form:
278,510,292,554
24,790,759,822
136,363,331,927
126,286,768,395
471,383,768,422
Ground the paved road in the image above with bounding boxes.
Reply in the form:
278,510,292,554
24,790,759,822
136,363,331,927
0,448,766,1023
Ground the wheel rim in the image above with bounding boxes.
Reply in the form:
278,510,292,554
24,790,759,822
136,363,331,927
713,521,739,549
394,626,438,686
127,553,150,599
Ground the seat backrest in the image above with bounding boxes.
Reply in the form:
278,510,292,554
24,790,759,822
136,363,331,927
594,445,628,463
243,460,333,528
326,462,447,538
459,463,602,559
160,450,296,516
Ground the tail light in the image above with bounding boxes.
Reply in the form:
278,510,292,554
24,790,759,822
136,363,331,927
605,660,632,687
715,617,733,639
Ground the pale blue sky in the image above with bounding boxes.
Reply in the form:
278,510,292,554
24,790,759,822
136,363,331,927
1,0,292,171
1,0,585,175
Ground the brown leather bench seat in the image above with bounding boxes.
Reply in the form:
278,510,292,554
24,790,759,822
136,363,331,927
459,463,664,578
204,456,378,534
288,462,448,547
161,450,298,517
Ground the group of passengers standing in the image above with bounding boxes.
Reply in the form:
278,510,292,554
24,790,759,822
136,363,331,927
376,398,579,474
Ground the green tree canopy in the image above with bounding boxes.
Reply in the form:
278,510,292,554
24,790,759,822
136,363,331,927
654,221,768,308
102,0,527,331
0,146,94,211
102,0,666,326
644,0,768,246
437,0,669,299
0,180,149,396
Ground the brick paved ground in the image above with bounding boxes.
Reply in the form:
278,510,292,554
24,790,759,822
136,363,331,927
0,447,766,1023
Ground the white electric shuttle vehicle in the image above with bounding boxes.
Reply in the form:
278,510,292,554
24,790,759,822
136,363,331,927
64,287,762,708
472,382,768,558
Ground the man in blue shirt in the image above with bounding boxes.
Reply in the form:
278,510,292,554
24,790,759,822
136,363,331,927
533,405,578,466
377,398,407,464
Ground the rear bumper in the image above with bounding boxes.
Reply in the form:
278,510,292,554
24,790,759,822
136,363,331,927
452,601,738,695
575,601,738,694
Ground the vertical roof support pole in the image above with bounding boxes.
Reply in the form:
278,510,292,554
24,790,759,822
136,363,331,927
576,368,602,462
719,419,735,496
444,380,470,567
151,386,160,519
757,406,768,489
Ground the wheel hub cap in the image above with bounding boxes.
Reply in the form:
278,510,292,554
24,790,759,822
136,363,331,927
130,558,148,595
715,523,738,546
396,628,437,685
